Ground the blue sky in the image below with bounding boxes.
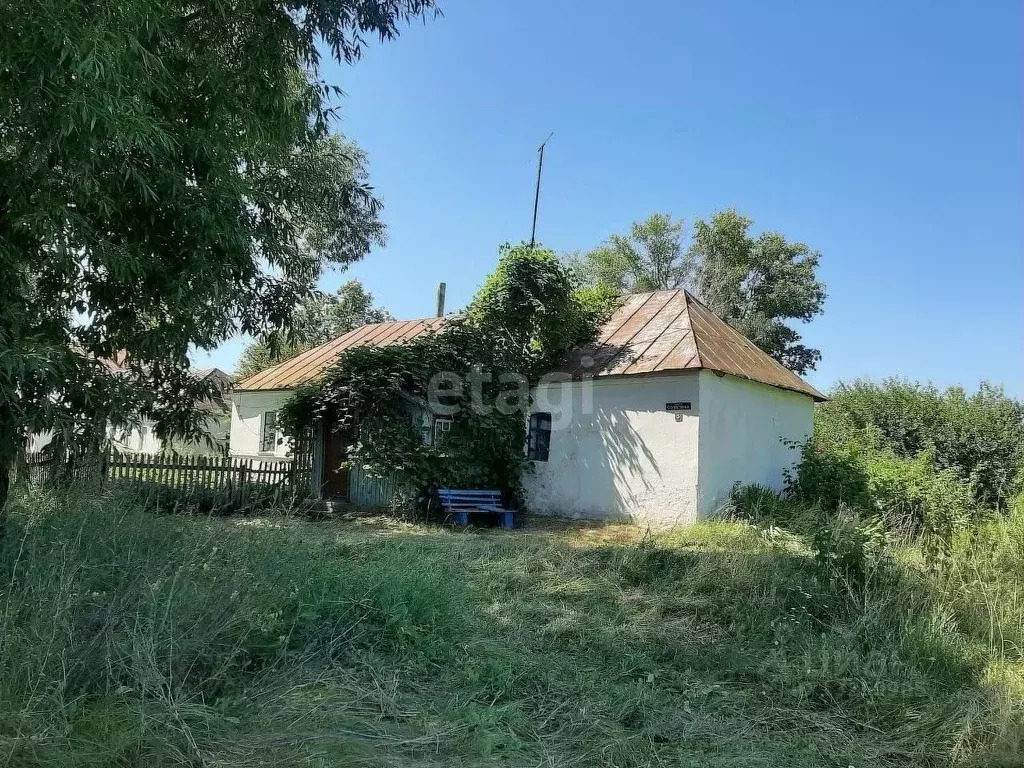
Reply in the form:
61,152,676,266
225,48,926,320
196,0,1023,395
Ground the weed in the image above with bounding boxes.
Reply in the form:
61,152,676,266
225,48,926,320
0,486,1020,766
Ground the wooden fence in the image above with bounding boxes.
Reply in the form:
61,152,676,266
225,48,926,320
21,448,314,507
348,465,402,508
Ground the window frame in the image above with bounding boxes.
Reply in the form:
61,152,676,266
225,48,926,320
432,415,453,447
527,412,552,462
260,410,279,453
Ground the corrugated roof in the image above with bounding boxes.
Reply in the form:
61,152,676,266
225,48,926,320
236,291,825,400
236,317,446,391
559,289,825,400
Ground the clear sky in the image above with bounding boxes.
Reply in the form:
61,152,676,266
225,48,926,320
195,0,1023,396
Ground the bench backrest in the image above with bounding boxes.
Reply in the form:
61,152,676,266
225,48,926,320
437,488,502,509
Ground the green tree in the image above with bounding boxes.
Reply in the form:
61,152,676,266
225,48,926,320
566,213,689,293
237,280,393,378
0,0,436,508
687,209,825,375
570,209,825,374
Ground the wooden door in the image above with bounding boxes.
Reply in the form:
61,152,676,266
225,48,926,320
322,428,350,500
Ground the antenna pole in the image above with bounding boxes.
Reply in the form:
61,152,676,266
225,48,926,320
530,132,554,247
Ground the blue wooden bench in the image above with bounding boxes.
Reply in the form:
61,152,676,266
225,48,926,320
437,488,514,530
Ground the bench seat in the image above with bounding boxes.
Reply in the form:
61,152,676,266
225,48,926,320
437,488,514,530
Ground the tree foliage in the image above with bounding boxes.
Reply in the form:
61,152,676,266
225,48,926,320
816,378,1024,510
281,243,618,503
687,209,825,375
565,213,689,293
236,280,393,379
0,0,435,506
569,210,826,374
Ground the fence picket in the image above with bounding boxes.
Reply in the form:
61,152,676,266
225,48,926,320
20,449,312,507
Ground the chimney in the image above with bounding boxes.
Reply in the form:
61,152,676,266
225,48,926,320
435,282,446,317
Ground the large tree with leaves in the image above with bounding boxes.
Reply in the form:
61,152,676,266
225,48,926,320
0,0,436,508
565,213,689,293
236,280,393,378
569,210,826,374
686,209,825,375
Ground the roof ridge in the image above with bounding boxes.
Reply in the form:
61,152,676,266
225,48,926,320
681,291,703,369
642,290,696,372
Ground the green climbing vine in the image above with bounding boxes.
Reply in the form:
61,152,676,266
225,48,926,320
280,243,617,505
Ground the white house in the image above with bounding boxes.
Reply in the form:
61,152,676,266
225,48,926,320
107,368,233,455
229,290,825,523
29,366,233,457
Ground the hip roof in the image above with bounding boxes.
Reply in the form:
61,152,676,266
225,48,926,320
556,289,826,400
235,290,825,401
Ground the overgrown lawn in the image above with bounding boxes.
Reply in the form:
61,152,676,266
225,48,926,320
1,489,1020,767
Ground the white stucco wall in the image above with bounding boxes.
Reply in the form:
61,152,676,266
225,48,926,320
27,431,53,453
696,371,813,515
522,372,702,525
110,422,163,453
229,390,293,458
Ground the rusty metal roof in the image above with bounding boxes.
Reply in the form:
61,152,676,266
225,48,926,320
558,289,826,400
237,290,824,400
235,317,447,391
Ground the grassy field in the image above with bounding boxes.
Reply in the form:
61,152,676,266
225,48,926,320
1,488,1021,767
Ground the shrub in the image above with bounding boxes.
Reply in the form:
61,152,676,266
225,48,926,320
819,379,1024,510
784,438,870,512
728,482,783,523
788,431,976,570
728,482,822,538
863,449,973,534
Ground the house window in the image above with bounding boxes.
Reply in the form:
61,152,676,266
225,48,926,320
432,416,452,446
527,412,552,461
260,411,278,453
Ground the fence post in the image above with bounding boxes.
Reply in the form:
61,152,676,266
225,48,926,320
101,446,110,484
238,459,249,505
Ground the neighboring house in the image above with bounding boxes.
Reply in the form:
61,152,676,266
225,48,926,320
230,290,825,524
108,368,233,455
29,367,233,456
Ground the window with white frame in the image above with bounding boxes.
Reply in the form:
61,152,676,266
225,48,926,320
260,411,278,453
432,415,452,446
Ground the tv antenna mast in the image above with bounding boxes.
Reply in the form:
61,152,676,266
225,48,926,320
529,132,554,247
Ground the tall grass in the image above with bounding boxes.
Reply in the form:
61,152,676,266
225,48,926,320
0,486,1021,766
0,487,465,766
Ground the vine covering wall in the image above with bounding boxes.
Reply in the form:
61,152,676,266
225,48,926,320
280,244,617,506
